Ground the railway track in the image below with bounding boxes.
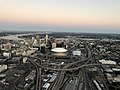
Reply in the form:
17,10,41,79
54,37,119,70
15,41,92,90
50,43,92,90
14,69,32,90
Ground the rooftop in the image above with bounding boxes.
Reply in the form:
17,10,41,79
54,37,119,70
51,48,67,53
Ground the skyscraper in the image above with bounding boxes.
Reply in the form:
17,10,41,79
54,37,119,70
45,33,48,45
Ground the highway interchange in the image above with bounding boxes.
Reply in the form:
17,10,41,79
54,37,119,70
14,41,109,90
1,32,120,90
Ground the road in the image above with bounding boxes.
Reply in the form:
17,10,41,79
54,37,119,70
49,41,92,90
14,57,42,90
14,41,94,90
29,58,42,90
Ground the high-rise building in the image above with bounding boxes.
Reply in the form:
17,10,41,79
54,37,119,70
52,43,56,49
36,35,40,41
32,37,35,43
7,42,12,50
35,34,40,45
41,45,46,53
45,33,48,45
56,42,62,47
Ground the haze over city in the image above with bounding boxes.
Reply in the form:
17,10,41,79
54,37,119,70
0,0,120,33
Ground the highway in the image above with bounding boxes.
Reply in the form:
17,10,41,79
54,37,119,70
51,71,65,90
1,33,115,90
49,42,92,90
29,58,42,90
75,69,84,90
60,78,72,90
14,41,94,90
36,42,93,71
14,57,42,90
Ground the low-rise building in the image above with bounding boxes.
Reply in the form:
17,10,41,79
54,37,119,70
0,65,7,73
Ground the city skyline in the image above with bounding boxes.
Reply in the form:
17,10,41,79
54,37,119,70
0,0,120,33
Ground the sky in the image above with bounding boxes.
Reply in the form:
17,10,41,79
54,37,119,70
0,0,120,33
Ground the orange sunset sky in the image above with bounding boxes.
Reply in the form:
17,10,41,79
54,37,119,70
0,0,120,33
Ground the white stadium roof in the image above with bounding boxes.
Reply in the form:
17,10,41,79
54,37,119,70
51,48,67,53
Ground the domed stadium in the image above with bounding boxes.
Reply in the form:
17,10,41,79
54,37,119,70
51,48,67,53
